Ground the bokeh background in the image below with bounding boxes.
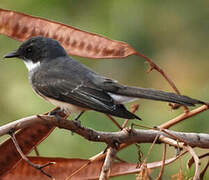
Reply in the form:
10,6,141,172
0,0,209,179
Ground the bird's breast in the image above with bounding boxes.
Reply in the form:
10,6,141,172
45,97,87,115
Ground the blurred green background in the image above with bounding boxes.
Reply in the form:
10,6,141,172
0,0,209,179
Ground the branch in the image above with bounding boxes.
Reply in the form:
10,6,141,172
156,144,167,180
184,145,201,180
99,147,117,180
1,114,209,149
135,52,181,95
160,105,209,129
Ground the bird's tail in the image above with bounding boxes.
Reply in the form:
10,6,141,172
107,104,141,120
111,86,206,106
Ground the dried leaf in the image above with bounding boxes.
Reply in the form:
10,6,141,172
2,154,185,180
0,8,137,59
0,124,55,177
2,157,135,180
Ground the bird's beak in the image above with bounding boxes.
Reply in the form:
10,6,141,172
4,51,19,59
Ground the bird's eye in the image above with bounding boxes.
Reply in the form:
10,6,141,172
26,47,33,53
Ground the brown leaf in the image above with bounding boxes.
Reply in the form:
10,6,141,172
0,124,55,178
0,8,137,59
2,157,134,180
2,154,184,180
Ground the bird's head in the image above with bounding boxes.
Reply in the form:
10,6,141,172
4,36,68,64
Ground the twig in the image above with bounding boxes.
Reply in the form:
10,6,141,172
66,161,91,180
9,130,55,179
178,154,184,180
156,144,167,180
156,134,203,179
99,147,117,180
188,152,209,169
185,145,201,180
34,146,40,156
137,133,160,179
135,143,143,167
157,128,188,145
135,52,180,94
140,134,160,168
158,135,184,148
106,114,122,130
200,159,209,179
185,152,209,179
159,105,209,129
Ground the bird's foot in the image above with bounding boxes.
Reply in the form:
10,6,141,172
48,108,65,121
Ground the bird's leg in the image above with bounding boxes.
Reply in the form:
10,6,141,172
73,111,85,127
69,111,85,136
74,111,85,121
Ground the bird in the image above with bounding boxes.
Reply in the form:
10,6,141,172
3,36,206,121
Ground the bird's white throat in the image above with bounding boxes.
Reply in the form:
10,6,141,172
24,60,40,71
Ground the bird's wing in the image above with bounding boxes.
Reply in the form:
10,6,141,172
32,72,117,113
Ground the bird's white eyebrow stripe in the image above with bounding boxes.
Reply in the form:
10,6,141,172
24,60,40,71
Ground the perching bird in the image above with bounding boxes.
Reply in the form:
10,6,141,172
4,36,206,120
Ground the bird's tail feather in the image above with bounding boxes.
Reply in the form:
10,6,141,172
107,104,141,120
113,86,206,106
